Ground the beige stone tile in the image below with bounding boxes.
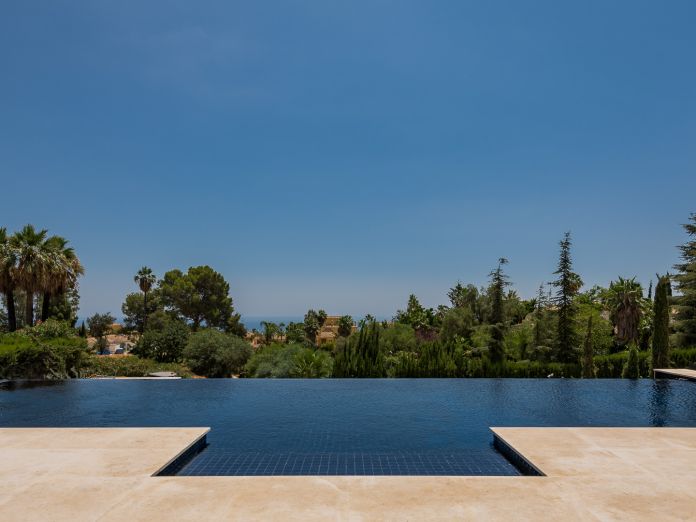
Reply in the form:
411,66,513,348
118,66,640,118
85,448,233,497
0,477,142,522
555,477,696,522
2,427,696,520
0,427,208,450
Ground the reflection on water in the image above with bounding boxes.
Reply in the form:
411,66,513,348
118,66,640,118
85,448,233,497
0,380,63,391
649,379,672,427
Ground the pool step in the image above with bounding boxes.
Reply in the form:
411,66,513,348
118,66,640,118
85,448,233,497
154,432,209,476
492,432,544,476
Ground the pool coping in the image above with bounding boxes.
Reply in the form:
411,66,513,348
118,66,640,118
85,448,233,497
653,368,696,381
2,427,696,520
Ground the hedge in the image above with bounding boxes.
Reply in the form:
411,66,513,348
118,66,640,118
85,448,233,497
81,355,193,378
0,337,88,379
385,347,696,379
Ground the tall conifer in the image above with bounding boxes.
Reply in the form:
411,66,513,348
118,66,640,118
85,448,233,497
652,275,671,370
551,232,582,363
672,213,696,347
487,258,509,363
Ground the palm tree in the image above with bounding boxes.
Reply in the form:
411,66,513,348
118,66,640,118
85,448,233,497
338,315,354,337
604,277,644,346
40,236,84,322
260,321,280,344
134,266,157,331
10,225,50,327
0,228,18,331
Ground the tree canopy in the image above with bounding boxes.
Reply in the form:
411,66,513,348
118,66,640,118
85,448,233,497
159,266,236,331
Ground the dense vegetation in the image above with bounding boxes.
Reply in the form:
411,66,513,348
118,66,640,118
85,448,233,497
244,215,696,379
1,213,696,379
0,320,87,379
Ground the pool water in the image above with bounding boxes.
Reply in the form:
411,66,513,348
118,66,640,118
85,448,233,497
2,379,695,476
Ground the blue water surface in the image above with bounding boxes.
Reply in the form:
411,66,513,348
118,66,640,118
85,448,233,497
1,379,695,475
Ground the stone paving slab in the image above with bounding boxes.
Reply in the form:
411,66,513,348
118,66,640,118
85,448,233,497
1,427,695,521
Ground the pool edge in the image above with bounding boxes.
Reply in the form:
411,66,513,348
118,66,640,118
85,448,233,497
152,428,210,476
491,429,545,476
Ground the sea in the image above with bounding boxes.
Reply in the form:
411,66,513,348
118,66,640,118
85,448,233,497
240,316,304,332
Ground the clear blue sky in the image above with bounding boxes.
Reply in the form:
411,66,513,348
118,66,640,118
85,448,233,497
2,1,695,319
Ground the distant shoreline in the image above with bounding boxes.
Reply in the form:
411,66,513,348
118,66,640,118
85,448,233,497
74,315,388,332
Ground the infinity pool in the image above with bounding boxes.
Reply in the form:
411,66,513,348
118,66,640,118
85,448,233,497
2,379,695,476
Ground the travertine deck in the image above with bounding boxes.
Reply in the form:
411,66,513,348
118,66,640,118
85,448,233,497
1,427,695,521
654,368,696,381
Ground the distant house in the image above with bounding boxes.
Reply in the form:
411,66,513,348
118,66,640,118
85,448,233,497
87,334,135,355
246,331,264,349
246,316,357,348
315,316,357,346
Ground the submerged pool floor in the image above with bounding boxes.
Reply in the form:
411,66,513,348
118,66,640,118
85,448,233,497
177,450,520,476
2,378,696,476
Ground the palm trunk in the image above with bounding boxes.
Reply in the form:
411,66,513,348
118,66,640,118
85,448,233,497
41,292,51,322
25,290,33,327
143,291,148,332
6,289,17,331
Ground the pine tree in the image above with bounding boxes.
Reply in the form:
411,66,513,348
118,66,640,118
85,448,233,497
581,316,594,378
487,258,509,364
672,213,696,347
551,232,583,363
652,275,671,370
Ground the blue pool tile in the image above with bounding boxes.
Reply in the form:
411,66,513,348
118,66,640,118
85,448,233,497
177,450,521,476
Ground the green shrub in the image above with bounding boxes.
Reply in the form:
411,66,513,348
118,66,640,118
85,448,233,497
0,333,34,353
383,342,582,378
29,319,77,340
440,308,476,343
503,321,533,360
133,320,189,362
291,348,333,378
670,347,696,369
595,351,651,378
379,323,418,354
0,335,88,379
183,329,252,377
245,343,304,378
622,345,641,379
81,355,193,378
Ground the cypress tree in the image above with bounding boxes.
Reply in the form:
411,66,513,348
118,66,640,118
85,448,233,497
333,321,383,377
672,213,696,347
487,258,509,364
622,344,640,379
551,232,582,363
533,283,551,350
652,275,671,370
581,315,594,378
